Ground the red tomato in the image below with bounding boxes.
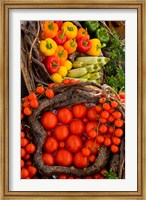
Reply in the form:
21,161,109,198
55,149,73,166
65,135,82,153
89,154,96,163
57,108,73,124
69,119,85,135
42,153,55,166
41,112,58,130
119,92,125,99
85,121,98,132
85,139,99,154
87,107,98,121
86,129,97,139
54,125,69,141
73,152,88,168
72,104,87,119
58,174,68,179
93,173,105,179
21,168,29,179
43,137,59,153
27,166,37,178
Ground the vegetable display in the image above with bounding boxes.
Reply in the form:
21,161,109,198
21,20,125,180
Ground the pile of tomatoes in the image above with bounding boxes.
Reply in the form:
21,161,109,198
21,80,125,179
21,130,37,179
41,98,124,170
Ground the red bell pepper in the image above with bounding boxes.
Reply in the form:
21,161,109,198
43,56,60,74
53,30,67,45
77,36,91,53
54,21,63,29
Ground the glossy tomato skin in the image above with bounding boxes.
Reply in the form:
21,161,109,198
85,121,98,132
65,135,82,153
41,112,58,130
43,137,59,153
42,153,55,166
72,104,87,119
54,125,69,141
69,119,85,135
57,108,73,124
73,152,88,168
55,149,73,166
87,107,98,121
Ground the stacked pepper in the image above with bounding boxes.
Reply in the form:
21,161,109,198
39,20,108,83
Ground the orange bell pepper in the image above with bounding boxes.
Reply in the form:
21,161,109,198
42,21,58,39
63,39,77,54
54,45,68,65
76,27,90,40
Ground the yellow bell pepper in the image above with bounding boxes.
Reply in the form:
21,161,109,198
86,39,101,56
51,73,63,83
64,60,72,71
62,22,77,39
58,66,68,77
39,38,57,56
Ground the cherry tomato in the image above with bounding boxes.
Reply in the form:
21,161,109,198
65,135,82,153
114,119,124,127
55,149,73,166
85,139,99,154
54,125,69,141
89,154,96,163
21,159,25,168
101,111,109,119
96,135,104,143
43,137,59,153
93,173,105,179
111,144,119,153
108,126,115,134
87,107,98,121
95,105,102,113
36,85,45,94
21,168,29,179
81,147,91,156
85,121,98,132
73,152,88,168
21,138,29,147
103,103,110,111
42,153,55,166
99,125,108,134
111,101,118,108
119,92,125,99
72,104,87,119
86,129,97,139
21,148,26,158
27,166,37,178
58,174,68,179
41,111,58,130
114,128,124,137
57,108,73,124
25,143,36,154
59,141,65,148
112,136,121,145
69,120,85,135
104,137,112,147
112,111,122,119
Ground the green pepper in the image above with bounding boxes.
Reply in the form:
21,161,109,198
95,27,110,43
82,21,99,34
